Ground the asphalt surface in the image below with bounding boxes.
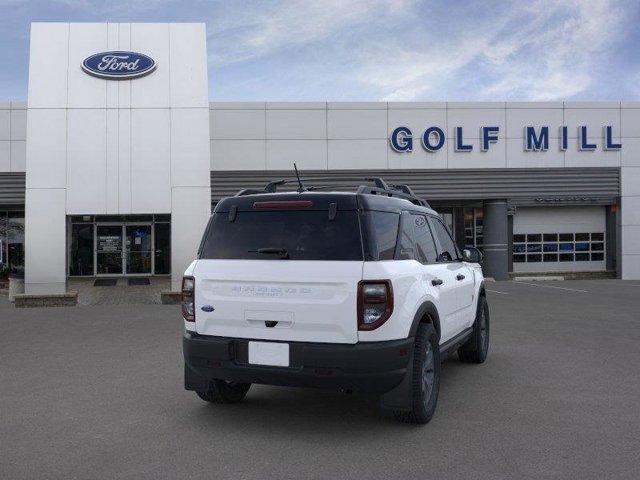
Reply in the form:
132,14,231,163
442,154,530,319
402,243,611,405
1,280,640,480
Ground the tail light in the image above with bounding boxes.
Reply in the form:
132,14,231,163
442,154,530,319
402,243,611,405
357,280,393,330
182,276,195,322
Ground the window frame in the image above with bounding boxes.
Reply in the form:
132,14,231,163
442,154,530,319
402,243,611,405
428,216,462,263
408,212,439,265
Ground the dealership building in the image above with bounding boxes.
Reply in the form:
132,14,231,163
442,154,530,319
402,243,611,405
1,22,640,296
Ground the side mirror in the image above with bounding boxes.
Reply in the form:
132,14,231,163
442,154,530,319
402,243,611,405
462,247,483,264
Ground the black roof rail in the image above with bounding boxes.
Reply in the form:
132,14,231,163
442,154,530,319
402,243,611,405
234,176,430,208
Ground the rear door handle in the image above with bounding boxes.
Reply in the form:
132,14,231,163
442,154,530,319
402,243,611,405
456,274,465,281
431,278,443,286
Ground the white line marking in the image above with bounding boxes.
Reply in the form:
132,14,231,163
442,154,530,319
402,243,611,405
514,281,588,293
486,289,509,295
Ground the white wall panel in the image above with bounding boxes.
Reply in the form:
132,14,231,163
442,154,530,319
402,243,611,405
388,145,446,170
0,141,9,171
28,23,68,108
621,166,640,196
506,108,563,138
117,109,132,213
564,143,620,168
210,109,265,139
328,140,386,170
24,188,66,294
66,109,107,214
327,109,386,139
446,138,506,169
130,108,171,212
211,140,265,170
621,138,640,167
171,108,210,187
621,196,640,226
118,23,132,109
105,109,119,213
67,23,108,109
169,23,208,108
171,186,211,290
10,141,26,172
506,138,564,168
387,108,447,139
621,225,640,255
621,108,640,138
267,140,327,170
621,255,640,279
564,107,620,138
25,109,67,189
10,109,27,140
106,23,119,108
266,109,326,139
0,110,9,140
447,108,506,140
131,23,170,108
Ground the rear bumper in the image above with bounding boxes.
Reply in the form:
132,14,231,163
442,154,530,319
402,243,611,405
183,331,413,394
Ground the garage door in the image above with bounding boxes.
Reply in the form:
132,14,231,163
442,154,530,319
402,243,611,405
513,206,606,273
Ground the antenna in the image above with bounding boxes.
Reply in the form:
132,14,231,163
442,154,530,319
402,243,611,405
293,163,305,193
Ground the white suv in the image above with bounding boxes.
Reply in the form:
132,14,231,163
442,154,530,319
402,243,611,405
182,178,489,424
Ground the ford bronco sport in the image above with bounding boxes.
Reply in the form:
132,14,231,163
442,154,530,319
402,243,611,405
182,177,489,424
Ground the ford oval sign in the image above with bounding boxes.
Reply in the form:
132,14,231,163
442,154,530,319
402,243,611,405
82,51,156,80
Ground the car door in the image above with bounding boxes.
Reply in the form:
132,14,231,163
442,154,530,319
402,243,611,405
408,212,459,343
428,216,475,335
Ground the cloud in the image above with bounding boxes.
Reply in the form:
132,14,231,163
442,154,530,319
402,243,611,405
207,0,414,66
207,0,634,101
361,0,628,101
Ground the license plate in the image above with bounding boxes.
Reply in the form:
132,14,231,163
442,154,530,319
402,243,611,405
248,341,289,367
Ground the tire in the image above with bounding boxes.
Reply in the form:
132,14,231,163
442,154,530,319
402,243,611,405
458,295,490,364
393,323,441,424
196,380,251,404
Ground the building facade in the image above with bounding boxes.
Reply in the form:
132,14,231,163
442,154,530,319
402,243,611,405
1,22,639,293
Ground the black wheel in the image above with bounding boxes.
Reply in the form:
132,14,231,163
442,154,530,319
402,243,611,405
394,323,441,424
458,295,490,364
196,380,251,404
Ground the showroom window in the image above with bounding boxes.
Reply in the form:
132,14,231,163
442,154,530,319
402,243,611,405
0,211,25,276
513,233,605,263
463,207,484,250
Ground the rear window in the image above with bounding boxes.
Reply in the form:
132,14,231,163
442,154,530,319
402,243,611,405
361,211,400,261
200,210,363,261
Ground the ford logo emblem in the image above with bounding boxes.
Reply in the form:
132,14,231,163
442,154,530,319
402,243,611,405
82,51,156,80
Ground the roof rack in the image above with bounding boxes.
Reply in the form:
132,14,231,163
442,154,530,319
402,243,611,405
234,177,430,208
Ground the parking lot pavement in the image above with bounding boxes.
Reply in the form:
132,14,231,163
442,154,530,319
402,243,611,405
1,280,640,480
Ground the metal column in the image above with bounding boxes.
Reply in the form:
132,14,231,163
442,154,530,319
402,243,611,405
483,200,509,280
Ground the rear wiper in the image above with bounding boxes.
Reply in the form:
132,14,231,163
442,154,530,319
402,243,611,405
248,247,290,259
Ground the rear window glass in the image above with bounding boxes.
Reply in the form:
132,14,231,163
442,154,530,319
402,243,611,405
200,211,363,261
361,211,400,261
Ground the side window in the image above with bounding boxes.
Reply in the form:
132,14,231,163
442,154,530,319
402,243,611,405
412,214,438,264
429,217,459,262
395,212,415,260
368,211,400,260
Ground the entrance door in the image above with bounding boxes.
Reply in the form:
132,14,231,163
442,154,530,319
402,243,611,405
96,225,124,275
125,225,152,275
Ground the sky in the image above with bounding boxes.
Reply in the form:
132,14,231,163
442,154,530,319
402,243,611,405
1,0,639,102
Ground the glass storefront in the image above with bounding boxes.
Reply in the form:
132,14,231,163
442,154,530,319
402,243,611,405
68,215,171,277
0,210,25,276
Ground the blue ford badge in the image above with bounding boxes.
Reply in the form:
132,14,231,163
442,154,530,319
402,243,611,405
201,305,215,312
82,51,156,80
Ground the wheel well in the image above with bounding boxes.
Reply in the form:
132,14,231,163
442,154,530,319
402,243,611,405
421,313,440,340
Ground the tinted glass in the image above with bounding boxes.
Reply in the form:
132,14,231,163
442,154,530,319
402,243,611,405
396,213,416,260
69,224,94,276
363,211,399,261
430,218,459,262
412,214,438,264
200,211,363,261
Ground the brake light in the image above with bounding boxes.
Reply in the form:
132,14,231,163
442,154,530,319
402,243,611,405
253,200,313,209
182,276,195,322
357,280,393,330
